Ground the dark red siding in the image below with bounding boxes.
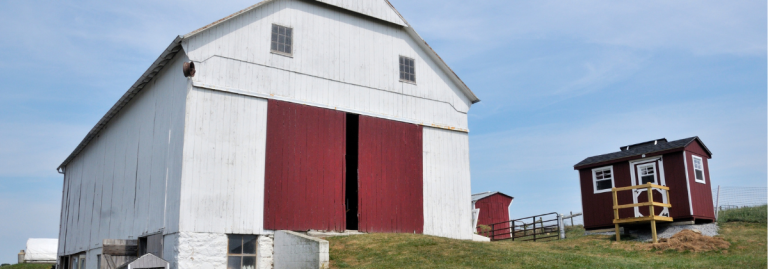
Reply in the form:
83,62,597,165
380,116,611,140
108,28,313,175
579,147,716,230
685,141,716,221
358,115,423,233
662,152,693,220
579,162,634,230
264,100,347,231
474,194,513,238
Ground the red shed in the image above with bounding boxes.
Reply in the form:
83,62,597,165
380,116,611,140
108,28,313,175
472,192,514,238
574,137,715,230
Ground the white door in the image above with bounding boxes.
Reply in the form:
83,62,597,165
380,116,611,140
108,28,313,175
631,161,669,218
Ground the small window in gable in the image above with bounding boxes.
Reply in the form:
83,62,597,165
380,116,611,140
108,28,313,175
592,166,614,193
692,155,706,183
271,24,293,56
399,56,416,83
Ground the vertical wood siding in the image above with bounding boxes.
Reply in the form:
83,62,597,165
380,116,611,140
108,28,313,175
358,115,423,233
263,100,347,232
315,0,406,26
178,87,269,234
579,150,713,230
579,162,634,230
57,53,189,256
684,142,716,220
661,152,693,219
474,194,512,239
182,0,470,131
422,127,472,240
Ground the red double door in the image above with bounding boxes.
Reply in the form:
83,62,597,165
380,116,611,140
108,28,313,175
263,100,423,233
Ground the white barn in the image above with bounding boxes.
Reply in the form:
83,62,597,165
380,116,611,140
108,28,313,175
56,1,480,268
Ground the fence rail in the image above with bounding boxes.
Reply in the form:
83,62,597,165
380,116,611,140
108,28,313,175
480,212,561,242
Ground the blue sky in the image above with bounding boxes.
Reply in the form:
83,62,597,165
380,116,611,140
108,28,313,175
0,0,765,264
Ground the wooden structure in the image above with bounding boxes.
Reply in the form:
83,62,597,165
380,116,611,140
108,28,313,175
612,183,672,243
574,137,715,231
471,192,514,238
55,1,479,268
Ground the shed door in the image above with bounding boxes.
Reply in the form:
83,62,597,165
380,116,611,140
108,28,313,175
263,100,347,231
630,159,669,218
357,116,423,233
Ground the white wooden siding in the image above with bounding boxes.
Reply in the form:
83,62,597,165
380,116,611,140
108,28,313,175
315,0,406,26
182,0,470,131
57,53,189,256
178,87,268,234
422,127,473,240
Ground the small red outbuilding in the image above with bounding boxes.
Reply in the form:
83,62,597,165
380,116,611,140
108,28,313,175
574,137,715,230
472,192,514,237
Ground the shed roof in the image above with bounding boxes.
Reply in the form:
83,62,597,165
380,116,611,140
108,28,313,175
57,0,479,171
472,191,514,202
116,253,168,269
574,136,712,169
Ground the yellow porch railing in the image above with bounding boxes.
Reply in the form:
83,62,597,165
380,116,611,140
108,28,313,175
612,183,673,243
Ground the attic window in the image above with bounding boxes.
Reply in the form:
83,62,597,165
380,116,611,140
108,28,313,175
592,166,614,193
399,56,416,83
271,24,293,56
692,155,706,183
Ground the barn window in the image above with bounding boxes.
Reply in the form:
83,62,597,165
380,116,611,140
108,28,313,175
227,235,257,269
271,24,293,56
692,155,706,183
637,163,657,185
591,166,614,193
399,56,416,83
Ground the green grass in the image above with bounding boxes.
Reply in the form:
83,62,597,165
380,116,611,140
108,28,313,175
0,264,53,269
718,205,767,223
328,222,766,269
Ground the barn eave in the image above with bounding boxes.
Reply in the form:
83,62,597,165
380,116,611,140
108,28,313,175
57,36,185,172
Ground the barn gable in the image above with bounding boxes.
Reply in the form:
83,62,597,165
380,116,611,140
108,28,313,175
181,0,478,131
315,0,407,26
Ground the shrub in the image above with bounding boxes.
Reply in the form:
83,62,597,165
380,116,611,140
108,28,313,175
718,205,767,223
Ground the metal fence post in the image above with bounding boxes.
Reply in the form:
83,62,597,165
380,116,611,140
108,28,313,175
511,220,515,241
491,223,495,241
558,214,565,239
714,185,721,221
532,216,537,242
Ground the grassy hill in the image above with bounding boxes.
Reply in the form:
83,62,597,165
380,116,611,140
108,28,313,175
328,222,766,268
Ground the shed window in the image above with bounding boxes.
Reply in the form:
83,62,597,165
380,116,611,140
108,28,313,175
692,155,706,183
638,163,657,185
399,56,416,83
227,235,257,269
271,24,293,56
592,166,614,193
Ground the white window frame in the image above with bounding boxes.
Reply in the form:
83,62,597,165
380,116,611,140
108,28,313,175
692,155,706,184
636,162,658,185
592,166,615,194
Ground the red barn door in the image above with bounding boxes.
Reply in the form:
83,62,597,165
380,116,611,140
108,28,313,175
357,116,423,233
263,100,347,231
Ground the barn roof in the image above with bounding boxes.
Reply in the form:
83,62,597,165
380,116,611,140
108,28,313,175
57,0,479,171
574,136,712,169
472,191,514,202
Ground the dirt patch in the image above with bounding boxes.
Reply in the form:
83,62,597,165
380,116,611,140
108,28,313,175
651,229,730,252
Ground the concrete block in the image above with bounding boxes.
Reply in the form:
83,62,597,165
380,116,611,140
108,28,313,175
274,231,329,269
